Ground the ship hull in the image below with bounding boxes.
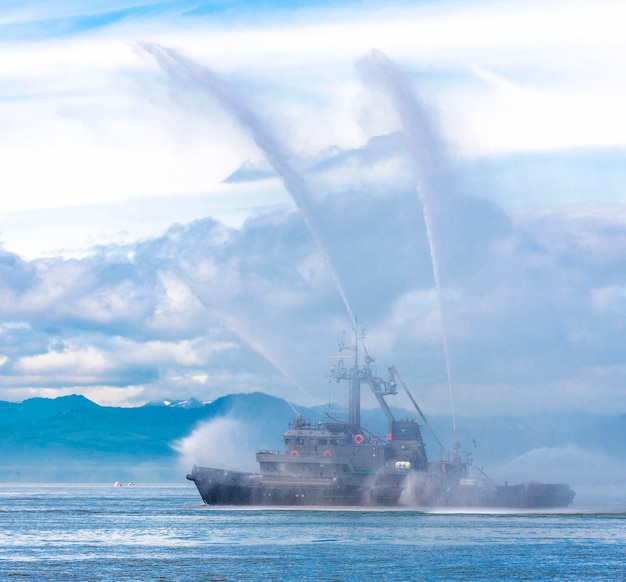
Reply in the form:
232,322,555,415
187,466,575,509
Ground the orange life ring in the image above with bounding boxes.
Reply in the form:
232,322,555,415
354,434,364,445
290,450,299,456
323,450,332,457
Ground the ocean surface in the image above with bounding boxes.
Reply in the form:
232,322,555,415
0,484,624,581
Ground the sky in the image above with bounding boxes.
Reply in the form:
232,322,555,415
1,0,625,421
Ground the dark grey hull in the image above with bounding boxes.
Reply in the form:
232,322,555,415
187,466,575,509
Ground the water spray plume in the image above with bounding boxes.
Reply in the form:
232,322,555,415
359,50,458,441
140,42,357,330
171,267,306,410
419,180,457,444
215,312,304,413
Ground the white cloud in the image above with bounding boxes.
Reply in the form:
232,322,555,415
0,0,624,421
2,0,625,223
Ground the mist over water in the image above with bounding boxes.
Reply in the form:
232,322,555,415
174,416,252,472
496,444,626,509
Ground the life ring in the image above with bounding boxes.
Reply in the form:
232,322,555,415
290,450,299,456
323,450,333,457
354,434,364,445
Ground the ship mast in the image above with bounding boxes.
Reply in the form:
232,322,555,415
330,321,403,437
348,323,361,428
331,321,364,429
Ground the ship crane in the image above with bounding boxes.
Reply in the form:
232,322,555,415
387,365,447,459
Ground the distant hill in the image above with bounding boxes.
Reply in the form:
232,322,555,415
0,392,303,482
0,393,624,500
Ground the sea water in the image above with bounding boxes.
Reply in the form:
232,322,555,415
0,484,624,581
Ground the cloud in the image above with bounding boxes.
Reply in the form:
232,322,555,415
1,130,625,416
2,0,626,220
0,1,624,422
